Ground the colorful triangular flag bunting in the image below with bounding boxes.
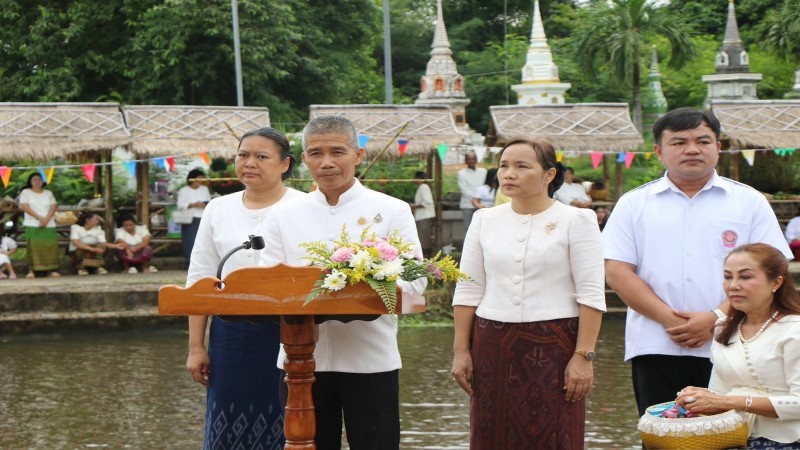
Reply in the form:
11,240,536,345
166,157,176,172
0,166,10,188
44,167,55,184
82,164,96,182
123,162,137,177
741,150,755,166
556,151,564,162
624,152,636,169
200,152,210,165
358,135,369,148
590,152,603,170
398,139,408,157
437,144,448,161
474,147,487,163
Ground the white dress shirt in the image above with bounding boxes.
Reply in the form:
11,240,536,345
709,315,800,444
554,182,591,205
603,171,793,362
457,167,487,209
187,188,305,285
0,236,16,266
413,183,435,221
453,201,606,322
69,225,106,251
259,179,426,373
114,225,151,246
785,217,800,242
176,185,212,219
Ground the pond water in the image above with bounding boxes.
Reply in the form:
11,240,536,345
0,318,640,449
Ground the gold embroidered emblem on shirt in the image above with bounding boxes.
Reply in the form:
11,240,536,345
373,213,383,223
545,221,558,235
357,216,368,225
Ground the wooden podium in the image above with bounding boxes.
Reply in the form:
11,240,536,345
158,264,425,450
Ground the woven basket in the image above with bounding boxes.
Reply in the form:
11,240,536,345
638,402,748,449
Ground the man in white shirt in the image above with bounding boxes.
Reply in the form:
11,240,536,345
410,170,435,258
457,151,486,232
259,116,425,450
603,107,793,416
554,167,592,208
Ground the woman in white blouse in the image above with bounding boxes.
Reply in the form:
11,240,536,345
18,173,61,278
114,214,154,274
185,127,305,449
451,137,605,449
69,212,122,275
677,243,800,448
176,168,211,265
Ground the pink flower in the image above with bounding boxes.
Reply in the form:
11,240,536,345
376,242,399,261
361,240,377,247
331,247,355,263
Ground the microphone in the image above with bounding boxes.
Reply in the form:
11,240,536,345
216,235,266,284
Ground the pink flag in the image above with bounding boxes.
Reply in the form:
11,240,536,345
590,152,604,170
398,139,408,157
82,164,96,182
624,152,636,169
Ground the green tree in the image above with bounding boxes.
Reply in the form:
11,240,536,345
572,0,695,131
757,0,800,63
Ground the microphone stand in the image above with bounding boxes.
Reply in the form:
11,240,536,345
216,234,265,283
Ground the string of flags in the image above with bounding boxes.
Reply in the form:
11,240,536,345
0,152,211,188
1,141,798,189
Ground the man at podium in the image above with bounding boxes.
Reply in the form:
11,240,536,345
260,115,426,450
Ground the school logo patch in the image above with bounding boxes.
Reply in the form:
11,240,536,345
721,229,738,248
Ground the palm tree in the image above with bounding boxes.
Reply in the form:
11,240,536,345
573,0,694,132
759,0,800,80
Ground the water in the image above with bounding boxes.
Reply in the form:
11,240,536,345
0,319,640,449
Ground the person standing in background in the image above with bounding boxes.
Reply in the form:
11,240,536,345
410,170,435,258
457,151,487,232
783,206,800,260
603,107,792,417
176,168,211,266
18,172,61,278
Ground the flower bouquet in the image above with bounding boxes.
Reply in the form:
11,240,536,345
300,226,470,314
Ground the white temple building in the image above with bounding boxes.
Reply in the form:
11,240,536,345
511,0,571,105
415,0,470,129
702,0,762,106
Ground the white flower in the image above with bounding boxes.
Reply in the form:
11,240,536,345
348,250,374,269
372,258,405,280
321,270,347,291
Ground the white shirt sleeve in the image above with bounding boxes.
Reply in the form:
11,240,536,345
186,202,221,286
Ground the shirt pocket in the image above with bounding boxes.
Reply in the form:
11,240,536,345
710,219,750,260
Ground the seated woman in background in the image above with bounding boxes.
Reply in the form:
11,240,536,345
471,168,498,209
784,207,800,260
677,243,800,449
69,212,121,275
594,206,610,231
114,214,156,274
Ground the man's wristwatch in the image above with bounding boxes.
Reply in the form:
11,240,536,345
574,350,596,361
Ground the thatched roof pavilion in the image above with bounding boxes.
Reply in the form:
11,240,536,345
711,100,800,149
0,102,129,160
123,105,270,156
487,103,643,152
309,104,466,159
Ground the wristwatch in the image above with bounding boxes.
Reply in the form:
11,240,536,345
574,350,596,361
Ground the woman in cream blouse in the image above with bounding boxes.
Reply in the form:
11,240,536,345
451,137,605,449
677,243,800,448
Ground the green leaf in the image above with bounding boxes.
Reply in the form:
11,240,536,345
304,276,328,306
366,278,397,315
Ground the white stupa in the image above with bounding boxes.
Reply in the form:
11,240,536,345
511,0,570,105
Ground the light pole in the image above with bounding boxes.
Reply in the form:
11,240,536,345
231,0,244,106
383,0,393,104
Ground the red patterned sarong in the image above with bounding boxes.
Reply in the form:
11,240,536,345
470,316,583,450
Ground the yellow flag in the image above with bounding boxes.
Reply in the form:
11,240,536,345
45,167,55,184
556,151,564,162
